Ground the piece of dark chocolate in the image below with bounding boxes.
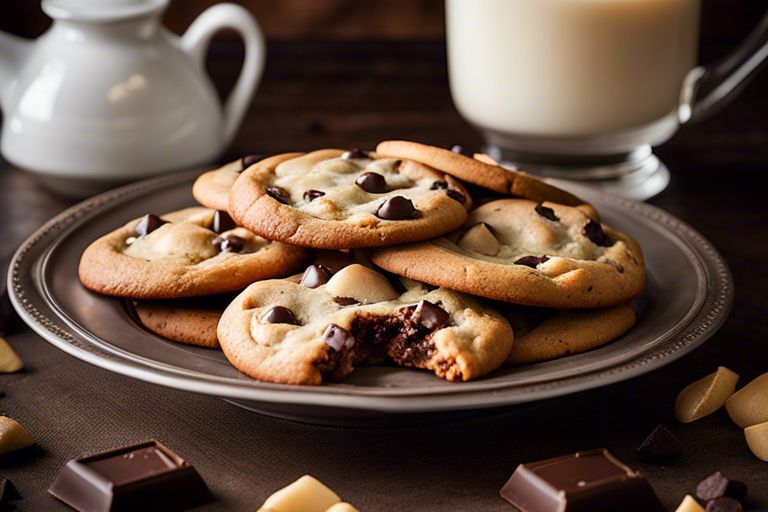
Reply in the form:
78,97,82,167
211,210,237,234
535,203,560,222
636,424,683,462
266,186,291,205
500,449,665,512
134,214,167,237
240,154,263,171
303,189,325,202
706,497,744,512
696,472,747,502
514,255,550,268
300,265,333,289
49,440,212,512
263,306,298,325
376,196,417,220
322,324,355,352
0,478,21,507
355,172,387,193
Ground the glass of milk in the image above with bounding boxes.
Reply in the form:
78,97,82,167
446,0,768,199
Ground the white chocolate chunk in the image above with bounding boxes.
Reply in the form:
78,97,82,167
726,371,768,428
745,421,768,462
674,366,739,423
674,495,705,512
325,264,398,304
0,416,35,455
258,475,341,512
458,223,501,256
0,336,23,373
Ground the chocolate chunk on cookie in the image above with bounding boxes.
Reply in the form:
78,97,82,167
78,207,309,298
217,265,513,385
228,149,472,249
372,198,645,308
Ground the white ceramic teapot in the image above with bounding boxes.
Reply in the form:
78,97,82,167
0,0,265,196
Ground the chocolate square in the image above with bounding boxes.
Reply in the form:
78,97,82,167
500,449,665,512
49,440,213,512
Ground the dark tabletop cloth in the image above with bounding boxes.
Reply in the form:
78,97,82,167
2,41,768,511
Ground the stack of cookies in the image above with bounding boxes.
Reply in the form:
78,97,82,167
78,141,645,385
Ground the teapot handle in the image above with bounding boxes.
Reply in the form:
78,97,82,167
181,3,266,147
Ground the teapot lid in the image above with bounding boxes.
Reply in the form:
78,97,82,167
43,0,169,22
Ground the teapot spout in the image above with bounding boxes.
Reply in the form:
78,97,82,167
0,32,32,111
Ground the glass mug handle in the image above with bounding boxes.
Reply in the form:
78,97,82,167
680,13,768,124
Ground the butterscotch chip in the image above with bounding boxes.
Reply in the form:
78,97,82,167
725,371,768,428
675,367,740,423
675,495,705,512
258,475,341,512
0,416,35,455
745,420,768,462
0,337,22,373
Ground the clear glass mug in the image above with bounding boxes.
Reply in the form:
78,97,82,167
446,0,768,199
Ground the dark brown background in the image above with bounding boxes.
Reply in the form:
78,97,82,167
2,1,768,511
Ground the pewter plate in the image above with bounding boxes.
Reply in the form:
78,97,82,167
8,171,732,424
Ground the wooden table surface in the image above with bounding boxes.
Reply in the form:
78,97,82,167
2,40,768,511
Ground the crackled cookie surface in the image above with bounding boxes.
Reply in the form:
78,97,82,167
228,149,471,249
217,264,514,385
78,207,308,298
193,154,297,211
372,199,645,309
376,140,593,212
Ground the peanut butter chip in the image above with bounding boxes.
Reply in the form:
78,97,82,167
0,337,23,373
0,416,35,455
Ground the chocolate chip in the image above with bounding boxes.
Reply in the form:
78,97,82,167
134,214,167,237
333,297,359,306
583,219,612,246
446,189,466,203
413,300,450,330
262,306,298,325
431,180,449,190
449,144,473,157
636,424,682,462
355,172,387,193
697,472,748,502
213,234,244,253
303,189,325,202
514,255,550,268
341,149,371,160
0,478,21,505
299,264,333,288
535,203,560,222
240,154,263,171
322,324,355,351
211,210,237,233
266,186,291,205
376,196,417,220
706,497,743,512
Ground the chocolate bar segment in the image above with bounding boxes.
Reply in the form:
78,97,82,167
49,440,213,512
500,449,665,512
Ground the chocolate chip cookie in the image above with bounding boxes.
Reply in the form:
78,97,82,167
78,207,309,298
501,302,636,365
371,198,645,309
193,153,301,211
217,264,514,384
376,140,594,212
227,149,472,249
133,298,227,348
